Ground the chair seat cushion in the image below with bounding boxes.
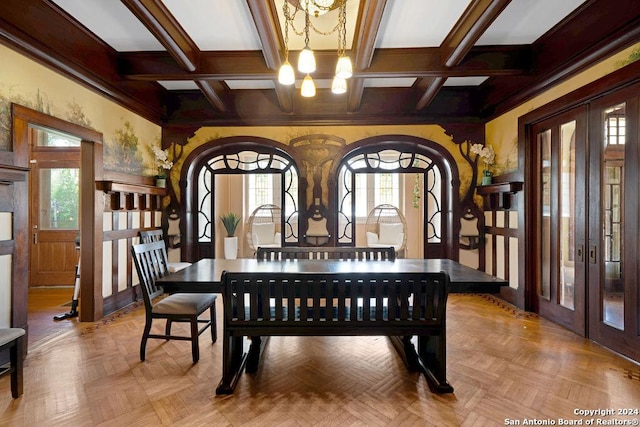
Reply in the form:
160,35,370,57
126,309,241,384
378,223,404,245
153,293,217,315
0,328,25,346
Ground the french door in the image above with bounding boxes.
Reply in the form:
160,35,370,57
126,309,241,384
531,88,640,361
532,107,587,335
587,89,640,361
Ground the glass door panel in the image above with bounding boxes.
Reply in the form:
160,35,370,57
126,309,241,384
539,129,551,301
601,103,625,330
533,107,586,336
559,121,576,310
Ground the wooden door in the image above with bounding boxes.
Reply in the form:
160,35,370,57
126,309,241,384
29,126,80,287
587,89,640,361
531,106,587,335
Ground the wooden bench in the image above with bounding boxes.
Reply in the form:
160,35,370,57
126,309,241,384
0,328,25,398
216,271,451,394
256,246,396,261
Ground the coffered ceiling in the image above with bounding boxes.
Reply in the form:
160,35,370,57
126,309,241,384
1,0,639,128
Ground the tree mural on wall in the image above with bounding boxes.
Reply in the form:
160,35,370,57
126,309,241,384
104,120,146,174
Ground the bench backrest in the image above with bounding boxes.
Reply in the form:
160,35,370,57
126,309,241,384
222,271,448,333
256,246,396,261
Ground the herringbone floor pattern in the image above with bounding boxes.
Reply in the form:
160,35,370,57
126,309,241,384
2,294,640,426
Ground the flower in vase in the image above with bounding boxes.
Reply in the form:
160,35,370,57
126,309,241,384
470,143,495,176
152,146,173,178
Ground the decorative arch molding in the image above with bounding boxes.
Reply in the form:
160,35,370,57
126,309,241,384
334,135,461,260
181,136,300,261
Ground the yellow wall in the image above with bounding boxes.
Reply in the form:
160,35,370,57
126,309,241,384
171,124,476,203
486,42,640,174
0,44,161,175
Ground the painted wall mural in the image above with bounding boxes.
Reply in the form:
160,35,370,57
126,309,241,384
0,44,161,175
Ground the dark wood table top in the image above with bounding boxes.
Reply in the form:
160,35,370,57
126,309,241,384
157,258,508,294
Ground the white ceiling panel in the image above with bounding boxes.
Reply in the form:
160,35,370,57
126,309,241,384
364,78,417,88
274,0,360,51
376,0,472,48
163,0,263,51
225,80,276,90
51,0,164,51
158,81,200,90
444,76,489,86
477,0,589,45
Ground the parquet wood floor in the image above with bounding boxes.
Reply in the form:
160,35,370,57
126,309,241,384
2,293,640,426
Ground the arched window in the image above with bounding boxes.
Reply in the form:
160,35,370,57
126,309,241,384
335,136,459,259
182,140,299,260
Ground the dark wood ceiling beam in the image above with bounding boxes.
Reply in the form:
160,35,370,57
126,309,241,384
246,0,282,70
195,81,228,112
0,0,166,124
245,0,292,112
480,0,640,118
121,0,228,112
440,0,511,67
120,0,199,72
416,0,511,110
120,47,529,80
348,0,387,112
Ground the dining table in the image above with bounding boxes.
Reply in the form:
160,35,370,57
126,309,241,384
156,257,509,294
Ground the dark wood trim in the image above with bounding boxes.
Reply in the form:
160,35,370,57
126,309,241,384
347,0,387,112
416,0,511,110
102,286,139,316
80,139,104,322
120,0,199,72
483,0,640,118
0,0,166,124
121,47,529,81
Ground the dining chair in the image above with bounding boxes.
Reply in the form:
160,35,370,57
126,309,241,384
0,328,25,398
131,240,217,363
138,228,191,272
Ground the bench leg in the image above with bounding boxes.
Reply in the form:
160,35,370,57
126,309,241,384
10,336,24,398
417,334,453,393
216,332,247,395
245,336,264,373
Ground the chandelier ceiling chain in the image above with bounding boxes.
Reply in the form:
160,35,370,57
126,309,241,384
278,0,352,97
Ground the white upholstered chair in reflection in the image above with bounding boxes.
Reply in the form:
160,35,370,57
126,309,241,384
365,204,407,257
246,204,282,252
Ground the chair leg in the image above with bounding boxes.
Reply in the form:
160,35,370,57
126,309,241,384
165,319,172,339
191,316,200,363
210,305,217,343
10,336,23,398
140,318,152,361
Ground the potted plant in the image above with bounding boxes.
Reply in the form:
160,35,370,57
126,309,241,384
152,146,173,188
470,143,495,185
220,212,241,259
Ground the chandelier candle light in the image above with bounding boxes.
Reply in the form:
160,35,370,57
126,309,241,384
278,0,353,97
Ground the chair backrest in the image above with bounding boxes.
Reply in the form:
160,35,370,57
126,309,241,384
131,240,170,309
138,228,164,243
256,246,396,261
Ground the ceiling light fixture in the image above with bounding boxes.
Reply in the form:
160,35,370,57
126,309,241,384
297,0,316,73
278,0,295,85
278,0,351,98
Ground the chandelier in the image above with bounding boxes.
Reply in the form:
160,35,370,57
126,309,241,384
278,0,353,97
